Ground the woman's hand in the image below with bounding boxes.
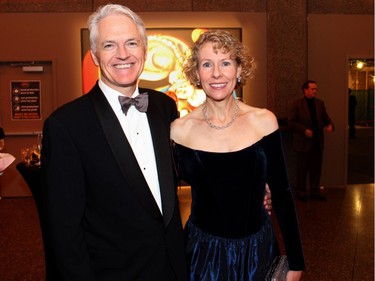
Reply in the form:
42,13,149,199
263,183,272,215
286,270,303,281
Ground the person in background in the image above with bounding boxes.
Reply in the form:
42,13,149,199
171,30,304,281
288,80,334,202
348,88,357,139
40,4,187,280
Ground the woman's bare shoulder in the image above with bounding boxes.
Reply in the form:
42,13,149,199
242,104,279,134
171,108,202,141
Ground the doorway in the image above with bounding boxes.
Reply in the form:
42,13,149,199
347,58,374,184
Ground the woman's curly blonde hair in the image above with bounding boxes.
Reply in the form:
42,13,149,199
183,30,255,89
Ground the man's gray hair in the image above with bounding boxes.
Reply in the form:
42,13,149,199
87,4,148,53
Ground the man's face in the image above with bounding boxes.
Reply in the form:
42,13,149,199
91,14,147,95
304,82,317,99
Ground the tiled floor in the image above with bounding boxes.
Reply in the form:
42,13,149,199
0,184,373,281
0,198,44,281
0,127,373,280
294,184,374,281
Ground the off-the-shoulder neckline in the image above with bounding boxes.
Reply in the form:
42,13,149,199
171,129,279,154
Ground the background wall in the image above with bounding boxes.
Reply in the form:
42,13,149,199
308,14,374,187
0,0,373,196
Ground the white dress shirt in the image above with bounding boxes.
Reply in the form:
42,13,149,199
99,80,162,213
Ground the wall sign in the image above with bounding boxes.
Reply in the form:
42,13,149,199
11,80,41,120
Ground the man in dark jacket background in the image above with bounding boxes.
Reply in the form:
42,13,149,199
288,80,334,202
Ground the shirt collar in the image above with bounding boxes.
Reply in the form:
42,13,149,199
98,80,140,112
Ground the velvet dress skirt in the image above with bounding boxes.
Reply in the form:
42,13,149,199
185,215,279,281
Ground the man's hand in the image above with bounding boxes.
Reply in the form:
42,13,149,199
264,183,272,215
326,124,334,133
304,129,313,137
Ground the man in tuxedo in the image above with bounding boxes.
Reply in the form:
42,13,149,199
40,4,187,281
288,80,334,202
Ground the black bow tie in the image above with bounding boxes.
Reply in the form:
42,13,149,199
118,92,148,115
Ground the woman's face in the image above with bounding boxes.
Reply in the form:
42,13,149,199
196,42,240,101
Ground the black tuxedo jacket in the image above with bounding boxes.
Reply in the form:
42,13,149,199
41,83,187,281
288,97,334,152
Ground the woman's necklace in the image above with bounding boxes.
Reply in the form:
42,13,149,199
202,98,239,130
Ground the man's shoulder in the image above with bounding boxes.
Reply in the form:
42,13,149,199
48,93,93,122
57,83,100,110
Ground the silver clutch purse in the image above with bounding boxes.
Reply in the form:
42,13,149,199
265,255,289,281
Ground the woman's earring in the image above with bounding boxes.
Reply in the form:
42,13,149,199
237,77,241,84
197,80,201,87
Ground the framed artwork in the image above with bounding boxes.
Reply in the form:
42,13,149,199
81,28,242,115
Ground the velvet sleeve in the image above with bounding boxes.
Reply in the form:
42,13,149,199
261,130,305,270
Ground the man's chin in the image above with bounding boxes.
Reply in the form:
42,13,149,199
110,79,137,88
117,81,137,87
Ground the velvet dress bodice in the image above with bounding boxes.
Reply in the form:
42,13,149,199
172,130,305,270
174,137,267,238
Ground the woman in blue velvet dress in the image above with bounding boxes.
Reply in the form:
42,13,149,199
171,30,305,280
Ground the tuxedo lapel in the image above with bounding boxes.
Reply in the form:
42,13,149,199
89,87,162,220
145,92,175,227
